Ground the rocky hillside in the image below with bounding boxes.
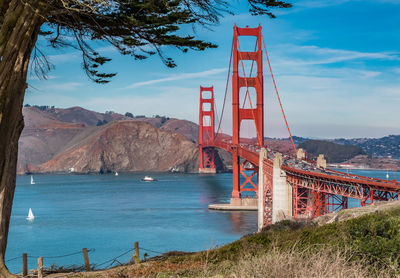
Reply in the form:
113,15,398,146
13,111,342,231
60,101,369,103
36,121,200,173
18,106,212,174
18,108,86,173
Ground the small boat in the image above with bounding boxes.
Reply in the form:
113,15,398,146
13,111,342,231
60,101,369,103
386,171,389,180
141,176,157,182
26,208,34,221
30,175,35,185
115,171,119,176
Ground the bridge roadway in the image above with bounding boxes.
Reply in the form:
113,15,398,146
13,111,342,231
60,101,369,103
205,138,400,202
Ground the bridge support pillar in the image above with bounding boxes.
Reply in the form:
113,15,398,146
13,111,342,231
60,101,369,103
231,150,240,198
258,148,268,231
316,154,327,169
199,147,216,174
272,153,292,223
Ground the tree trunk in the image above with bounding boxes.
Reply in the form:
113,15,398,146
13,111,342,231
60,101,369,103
0,1,44,276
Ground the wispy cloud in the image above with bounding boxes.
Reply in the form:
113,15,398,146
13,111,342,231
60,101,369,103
126,68,227,89
297,0,400,9
47,52,80,63
296,0,352,9
275,44,400,66
300,46,399,64
28,75,57,81
42,82,83,91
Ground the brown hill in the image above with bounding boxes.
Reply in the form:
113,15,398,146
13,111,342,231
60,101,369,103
160,118,198,142
35,121,200,173
35,106,199,142
45,106,131,126
19,106,233,174
18,108,86,173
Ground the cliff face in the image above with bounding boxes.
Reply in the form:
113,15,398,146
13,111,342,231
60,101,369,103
18,107,208,174
36,121,200,173
19,106,238,174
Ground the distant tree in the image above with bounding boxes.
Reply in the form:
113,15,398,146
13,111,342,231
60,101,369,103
161,116,168,124
125,112,134,118
96,119,108,126
0,1,291,276
135,115,146,119
24,104,31,107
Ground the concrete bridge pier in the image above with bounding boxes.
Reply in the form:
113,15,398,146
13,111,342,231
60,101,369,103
272,153,292,223
258,149,292,231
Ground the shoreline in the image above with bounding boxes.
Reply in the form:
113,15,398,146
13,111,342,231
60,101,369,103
329,166,400,172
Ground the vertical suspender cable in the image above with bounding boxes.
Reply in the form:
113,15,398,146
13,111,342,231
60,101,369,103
261,34,297,154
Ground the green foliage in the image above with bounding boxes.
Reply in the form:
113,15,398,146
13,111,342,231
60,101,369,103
192,207,400,274
299,139,365,163
124,112,134,118
96,119,108,126
154,115,170,124
5,0,292,83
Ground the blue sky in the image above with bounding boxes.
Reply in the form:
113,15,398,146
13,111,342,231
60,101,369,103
25,0,400,139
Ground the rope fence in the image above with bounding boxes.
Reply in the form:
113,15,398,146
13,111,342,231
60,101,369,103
5,242,165,276
27,248,95,260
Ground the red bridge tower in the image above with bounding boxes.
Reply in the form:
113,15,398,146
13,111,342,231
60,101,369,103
199,86,216,174
231,25,264,200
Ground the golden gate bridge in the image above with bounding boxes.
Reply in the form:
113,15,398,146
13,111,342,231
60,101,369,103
198,24,400,230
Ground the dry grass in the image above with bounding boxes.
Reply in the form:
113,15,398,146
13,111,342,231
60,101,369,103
204,247,393,278
69,245,394,278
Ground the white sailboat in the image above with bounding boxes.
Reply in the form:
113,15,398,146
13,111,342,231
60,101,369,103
386,171,389,180
30,175,35,185
26,208,34,221
115,171,119,176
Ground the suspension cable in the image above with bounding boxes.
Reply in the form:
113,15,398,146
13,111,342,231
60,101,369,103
215,38,234,139
261,34,297,154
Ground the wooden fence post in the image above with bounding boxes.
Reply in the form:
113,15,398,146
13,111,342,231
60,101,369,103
22,253,27,277
37,257,43,278
82,248,91,271
134,242,140,263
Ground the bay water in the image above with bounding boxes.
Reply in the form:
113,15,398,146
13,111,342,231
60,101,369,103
6,169,398,273
7,173,256,273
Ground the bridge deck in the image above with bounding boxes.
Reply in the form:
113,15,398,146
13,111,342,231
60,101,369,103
204,139,400,197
